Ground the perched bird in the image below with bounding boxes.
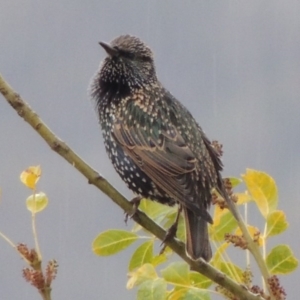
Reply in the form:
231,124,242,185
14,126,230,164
90,35,232,261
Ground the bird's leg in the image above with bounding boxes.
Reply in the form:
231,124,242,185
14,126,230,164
124,195,143,224
160,205,182,254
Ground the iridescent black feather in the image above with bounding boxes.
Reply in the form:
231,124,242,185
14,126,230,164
90,35,231,261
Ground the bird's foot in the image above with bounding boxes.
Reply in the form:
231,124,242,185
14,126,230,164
124,196,142,224
159,223,178,255
160,205,182,255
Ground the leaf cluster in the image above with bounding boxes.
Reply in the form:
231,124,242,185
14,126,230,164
92,169,298,299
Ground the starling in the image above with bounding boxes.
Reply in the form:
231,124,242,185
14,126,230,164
90,35,233,261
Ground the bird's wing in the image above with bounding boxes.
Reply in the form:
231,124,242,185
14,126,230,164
112,99,214,223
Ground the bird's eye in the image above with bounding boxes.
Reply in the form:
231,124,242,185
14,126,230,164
119,50,135,60
140,56,152,63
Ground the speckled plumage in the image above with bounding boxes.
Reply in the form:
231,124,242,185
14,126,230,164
90,35,227,261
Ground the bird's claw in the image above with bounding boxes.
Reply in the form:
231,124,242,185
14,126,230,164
159,223,178,255
160,205,182,255
124,196,142,224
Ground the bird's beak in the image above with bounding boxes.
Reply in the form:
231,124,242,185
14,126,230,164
99,42,119,57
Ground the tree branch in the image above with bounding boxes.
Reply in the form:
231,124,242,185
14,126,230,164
225,198,274,298
0,73,263,300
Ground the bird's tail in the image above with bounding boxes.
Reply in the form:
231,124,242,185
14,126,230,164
183,207,212,261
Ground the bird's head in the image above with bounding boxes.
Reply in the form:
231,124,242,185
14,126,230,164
98,35,157,90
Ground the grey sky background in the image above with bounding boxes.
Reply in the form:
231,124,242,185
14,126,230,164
1,1,299,299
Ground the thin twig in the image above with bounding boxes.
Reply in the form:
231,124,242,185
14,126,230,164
31,190,42,260
229,202,274,299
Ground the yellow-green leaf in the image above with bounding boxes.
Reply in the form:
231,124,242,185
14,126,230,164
132,199,176,232
92,229,138,256
236,192,252,205
242,169,278,219
129,241,154,271
137,278,167,300
212,205,226,227
266,245,298,274
168,288,187,300
163,211,185,242
266,210,289,237
266,210,288,238
127,263,158,289
181,289,210,300
139,199,175,221
151,253,167,267
209,210,238,242
190,272,212,289
211,242,230,269
227,177,243,188
219,262,244,283
161,262,190,285
26,192,48,213
20,165,41,189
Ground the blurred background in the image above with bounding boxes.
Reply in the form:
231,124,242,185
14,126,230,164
1,1,299,299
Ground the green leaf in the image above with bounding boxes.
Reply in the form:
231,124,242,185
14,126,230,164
168,288,187,300
127,263,158,289
227,177,243,188
209,210,238,242
26,192,48,213
219,262,244,282
211,242,229,269
92,229,138,256
151,253,167,267
266,210,288,238
132,199,176,232
190,272,212,289
129,240,154,271
161,262,190,285
266,245,298,274
236,192,252,205
163,210,185,242
137,278,167,300
181,289,210,300
242,169,278,219
140,199,175,222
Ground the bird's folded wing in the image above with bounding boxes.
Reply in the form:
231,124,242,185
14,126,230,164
113,119,213,223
